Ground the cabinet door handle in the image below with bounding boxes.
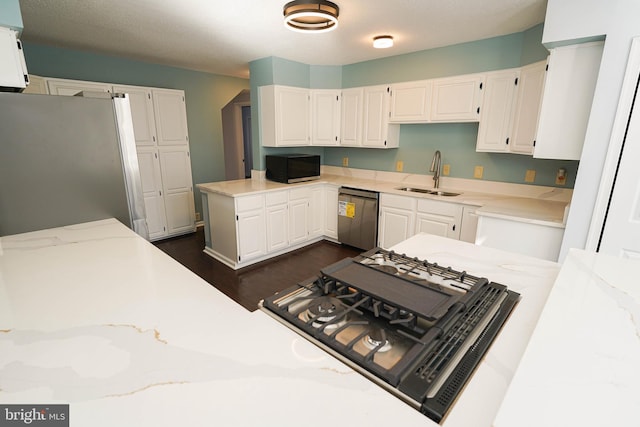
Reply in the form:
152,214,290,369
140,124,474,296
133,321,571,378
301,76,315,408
506,138,509,145
453,224,456,231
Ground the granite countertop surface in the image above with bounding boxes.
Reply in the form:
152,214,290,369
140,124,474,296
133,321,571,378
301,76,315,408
196,171,569,228
0,219,560,426
493,249,640,427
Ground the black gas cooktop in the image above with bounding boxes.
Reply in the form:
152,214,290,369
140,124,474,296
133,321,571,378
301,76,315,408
260,247,520,423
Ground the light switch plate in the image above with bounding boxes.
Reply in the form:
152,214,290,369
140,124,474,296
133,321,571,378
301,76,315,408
474,166,484,179
525,169,536,183
396,160,403,172
342,157,348,167
442,164,450,176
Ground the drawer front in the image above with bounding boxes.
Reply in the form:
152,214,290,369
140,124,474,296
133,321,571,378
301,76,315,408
289,187,311,200
380,193,416,211
417,198,462,216
236,194,264,212
265,190,288,206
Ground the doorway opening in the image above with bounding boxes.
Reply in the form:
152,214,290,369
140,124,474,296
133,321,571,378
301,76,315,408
222,89,252,180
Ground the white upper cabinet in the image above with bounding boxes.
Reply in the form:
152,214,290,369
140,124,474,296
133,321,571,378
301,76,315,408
430,74,485,122
340,87,364,146
389,80,432,123
113,84,157,147
534,41,604,160
362,85,399,148
311,89,341,146
475,60,547,156
260,85,310,147
47,78,112,96
476,69,520,152
0,27,28,90
152,88,190,146
510,60,547,155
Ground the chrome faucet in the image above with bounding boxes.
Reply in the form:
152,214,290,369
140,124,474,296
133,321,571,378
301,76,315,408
430,150,441,189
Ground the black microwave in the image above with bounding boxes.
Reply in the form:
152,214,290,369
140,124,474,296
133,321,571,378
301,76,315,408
265,154,321,184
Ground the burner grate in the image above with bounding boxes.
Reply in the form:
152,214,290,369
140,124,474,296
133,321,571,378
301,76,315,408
356,248,486,292
415,285,504,383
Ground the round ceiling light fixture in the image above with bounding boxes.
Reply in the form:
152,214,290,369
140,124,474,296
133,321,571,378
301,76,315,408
283,0,340,33
373,35,394,49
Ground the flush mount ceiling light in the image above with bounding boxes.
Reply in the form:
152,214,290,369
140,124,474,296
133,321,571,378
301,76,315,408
373,35,394,49
283,0,339,33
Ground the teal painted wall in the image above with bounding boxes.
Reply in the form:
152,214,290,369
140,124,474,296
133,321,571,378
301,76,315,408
0,0,23,31
251,24,579,188
22,42,249,218
341,32,524,87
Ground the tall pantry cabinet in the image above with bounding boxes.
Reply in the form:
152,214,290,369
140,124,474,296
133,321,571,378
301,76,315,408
113,84,196,240
39,76,196,241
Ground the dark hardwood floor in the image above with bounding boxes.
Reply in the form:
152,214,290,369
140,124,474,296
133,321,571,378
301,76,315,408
154,228,361,311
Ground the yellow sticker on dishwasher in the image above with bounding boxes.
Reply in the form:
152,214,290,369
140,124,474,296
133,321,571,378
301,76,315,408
338,201,356,218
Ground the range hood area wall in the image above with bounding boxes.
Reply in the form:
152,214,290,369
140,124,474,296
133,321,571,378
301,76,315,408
250,24,579,189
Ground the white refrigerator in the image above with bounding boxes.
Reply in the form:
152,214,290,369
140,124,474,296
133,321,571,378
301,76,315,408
0,91,148,239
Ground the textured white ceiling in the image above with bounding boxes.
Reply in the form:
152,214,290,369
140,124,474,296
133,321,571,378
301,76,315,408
18,0,548,79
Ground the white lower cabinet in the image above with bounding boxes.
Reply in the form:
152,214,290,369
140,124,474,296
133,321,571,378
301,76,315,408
265,191,289,253
289,187,311,246
236,194,267,263
309,186,324,238
379,193,464,249
204,185,333,269
324,186,339,239
475,214,563,262
415,199,462,239
378,194,416,249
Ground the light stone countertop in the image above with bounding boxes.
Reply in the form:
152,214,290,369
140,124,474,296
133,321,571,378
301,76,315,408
197,167,571,228
0,219,561,426
493,249,640,427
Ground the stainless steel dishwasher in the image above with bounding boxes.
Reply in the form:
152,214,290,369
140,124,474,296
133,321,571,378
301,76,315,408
337,187,379,250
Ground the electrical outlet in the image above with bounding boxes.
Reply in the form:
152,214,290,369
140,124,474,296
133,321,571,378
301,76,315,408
473,166,484,179
342,157,349,167
442,164,450,176
556,168,567,185
396,160,403,172
525,169,536,183
195,212,201,221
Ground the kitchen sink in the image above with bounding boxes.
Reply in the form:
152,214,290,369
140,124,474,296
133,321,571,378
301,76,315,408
396,187,461,197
